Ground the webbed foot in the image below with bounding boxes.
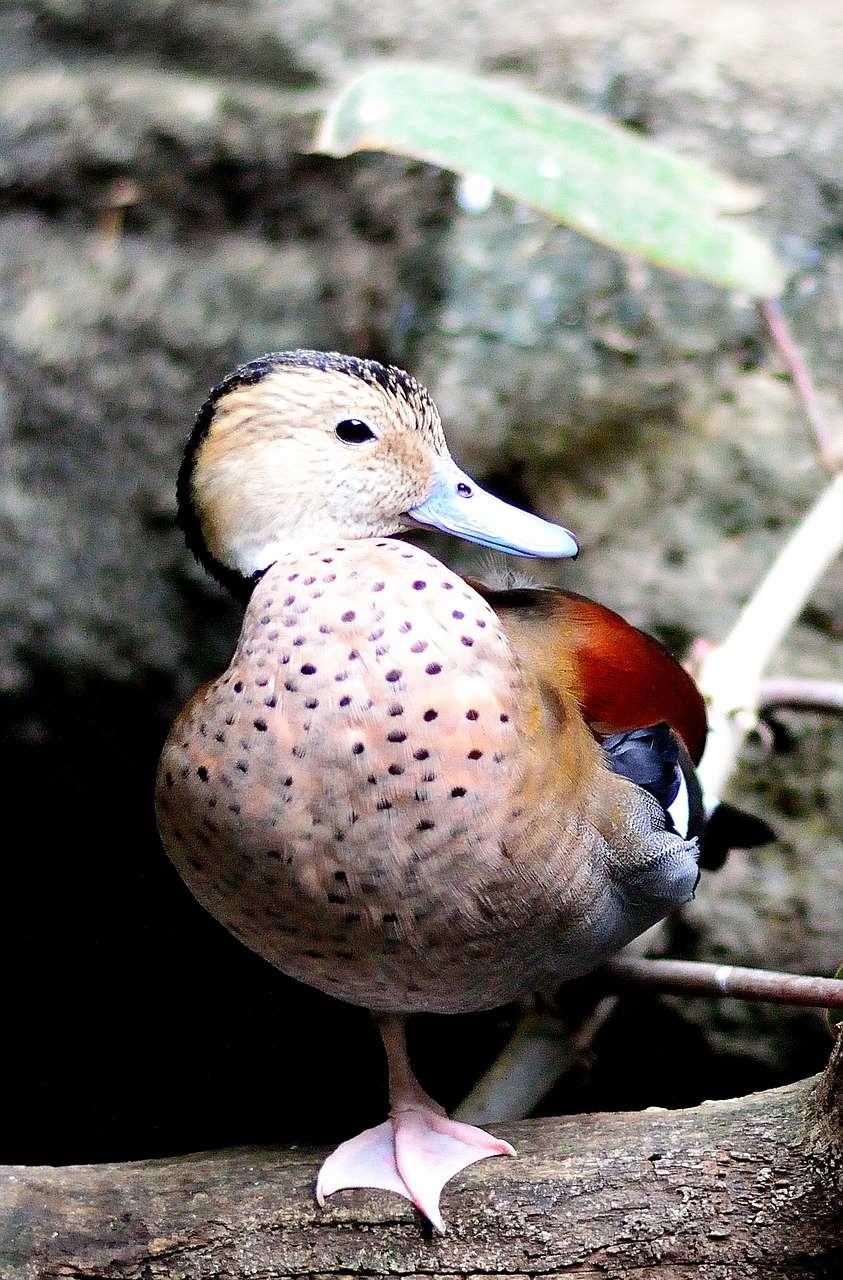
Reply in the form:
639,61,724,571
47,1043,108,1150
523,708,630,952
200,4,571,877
316,1105,514,1233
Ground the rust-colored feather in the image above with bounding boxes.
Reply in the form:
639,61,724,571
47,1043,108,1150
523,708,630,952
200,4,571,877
471,584,708,765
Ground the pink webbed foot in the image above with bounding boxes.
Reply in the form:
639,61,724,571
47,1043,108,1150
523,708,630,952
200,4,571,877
315,1105,515,1233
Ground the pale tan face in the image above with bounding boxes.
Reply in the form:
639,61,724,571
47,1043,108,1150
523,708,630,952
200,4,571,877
189,363,449,577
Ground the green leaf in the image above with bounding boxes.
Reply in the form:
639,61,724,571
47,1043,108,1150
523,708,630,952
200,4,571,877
316,65,786,298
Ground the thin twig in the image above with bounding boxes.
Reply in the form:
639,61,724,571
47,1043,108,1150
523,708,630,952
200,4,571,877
758,677,843,717
696,471,843,802
760,297,840,473
572,995,619,1052
453,1011,577,1125
454,937,664,1124
453,998,620,1126
605,956,843,1008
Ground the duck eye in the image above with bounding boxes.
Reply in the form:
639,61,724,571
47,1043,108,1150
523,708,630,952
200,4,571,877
335,418,376,444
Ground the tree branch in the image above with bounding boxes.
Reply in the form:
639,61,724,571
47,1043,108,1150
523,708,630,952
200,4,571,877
605,956,843,1007
4,1047,843,1280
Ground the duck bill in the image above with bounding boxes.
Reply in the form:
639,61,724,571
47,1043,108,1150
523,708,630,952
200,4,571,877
407,457,578,559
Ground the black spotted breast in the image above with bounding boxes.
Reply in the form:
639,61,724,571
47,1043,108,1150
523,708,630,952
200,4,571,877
159,539,554,1013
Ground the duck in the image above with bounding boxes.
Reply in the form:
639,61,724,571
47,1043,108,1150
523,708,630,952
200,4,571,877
155,348,707,1233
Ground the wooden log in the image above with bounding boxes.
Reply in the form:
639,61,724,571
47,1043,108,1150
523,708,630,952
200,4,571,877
3,1037,843,1280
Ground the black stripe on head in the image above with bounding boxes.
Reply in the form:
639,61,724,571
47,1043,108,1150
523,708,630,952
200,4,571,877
175,350,438,601
177,356,278,601
269,348,427,402
272,350,443,444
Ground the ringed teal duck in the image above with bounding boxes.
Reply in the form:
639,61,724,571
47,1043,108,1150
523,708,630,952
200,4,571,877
156,350,706,1232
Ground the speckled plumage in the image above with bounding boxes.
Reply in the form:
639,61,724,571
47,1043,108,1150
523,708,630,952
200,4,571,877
155,349,705,1231
157,539,694,1016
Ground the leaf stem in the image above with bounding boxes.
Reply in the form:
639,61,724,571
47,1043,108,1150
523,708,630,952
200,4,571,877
760,297,840,472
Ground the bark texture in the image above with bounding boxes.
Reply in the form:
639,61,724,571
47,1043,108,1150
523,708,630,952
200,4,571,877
4,1040,843,1280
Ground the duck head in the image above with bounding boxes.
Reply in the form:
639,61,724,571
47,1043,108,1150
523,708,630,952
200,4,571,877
178,349,578,595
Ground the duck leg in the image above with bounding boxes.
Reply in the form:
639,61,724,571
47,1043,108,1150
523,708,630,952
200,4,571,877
315,1013,515,1233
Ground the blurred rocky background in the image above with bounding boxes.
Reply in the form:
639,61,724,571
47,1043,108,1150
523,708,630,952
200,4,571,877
2,0,841,1166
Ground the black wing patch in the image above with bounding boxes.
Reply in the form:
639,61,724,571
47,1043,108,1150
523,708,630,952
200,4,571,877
602,722,704,843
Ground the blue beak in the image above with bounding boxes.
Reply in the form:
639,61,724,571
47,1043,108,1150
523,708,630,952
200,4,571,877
408,457,578,559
